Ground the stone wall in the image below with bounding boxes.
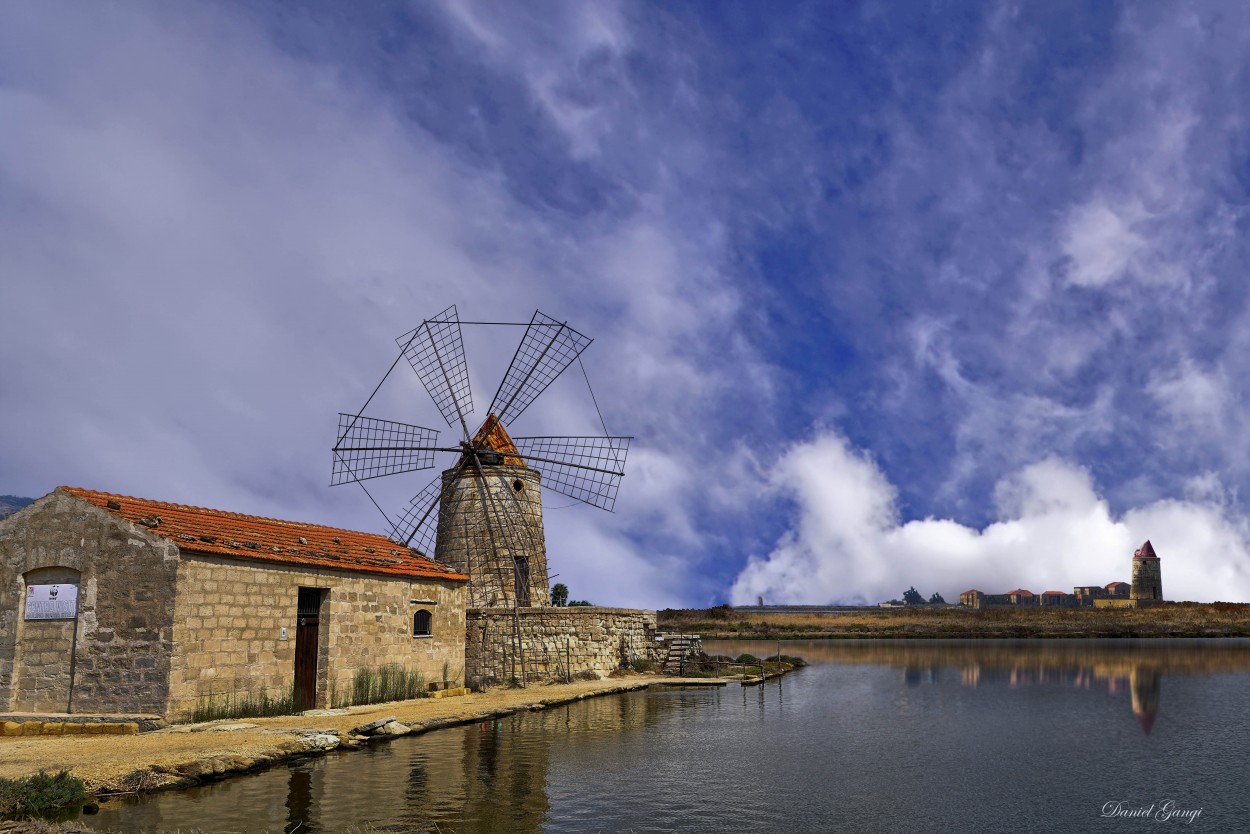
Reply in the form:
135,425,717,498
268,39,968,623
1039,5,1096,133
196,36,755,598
436,465,548,609
168,554,466,720
465,607,657,687
1131,557,1163,602
0,492,178,714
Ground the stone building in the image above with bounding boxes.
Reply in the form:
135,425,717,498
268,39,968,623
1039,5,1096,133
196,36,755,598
1038,591,1075,607
0,487,468,720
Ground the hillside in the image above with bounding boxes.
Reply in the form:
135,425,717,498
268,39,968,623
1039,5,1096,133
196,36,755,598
0,494,34,520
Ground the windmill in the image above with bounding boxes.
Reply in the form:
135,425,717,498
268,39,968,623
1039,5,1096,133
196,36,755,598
330,305,630,633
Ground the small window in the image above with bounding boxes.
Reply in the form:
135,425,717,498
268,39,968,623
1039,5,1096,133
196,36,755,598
413,609,432,637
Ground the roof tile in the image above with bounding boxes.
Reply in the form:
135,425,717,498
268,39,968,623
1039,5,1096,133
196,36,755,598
59,487,468,582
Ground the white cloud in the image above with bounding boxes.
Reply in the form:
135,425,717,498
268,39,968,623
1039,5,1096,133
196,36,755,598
732,431,1250,605
1059,198,1148,288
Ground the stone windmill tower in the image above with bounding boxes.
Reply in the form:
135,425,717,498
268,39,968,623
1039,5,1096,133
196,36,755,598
330,305,629,613
435,415,548,608
1130,539,1163,605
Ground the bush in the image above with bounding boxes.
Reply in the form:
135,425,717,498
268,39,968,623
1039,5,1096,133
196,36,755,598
0,771,88,821
735,653,760,664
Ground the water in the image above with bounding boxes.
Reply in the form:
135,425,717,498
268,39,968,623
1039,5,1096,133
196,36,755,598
85,639,1250,833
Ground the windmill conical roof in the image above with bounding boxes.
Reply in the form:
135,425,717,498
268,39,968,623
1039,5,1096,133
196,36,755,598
1134,540,1158,559
465,414,525,466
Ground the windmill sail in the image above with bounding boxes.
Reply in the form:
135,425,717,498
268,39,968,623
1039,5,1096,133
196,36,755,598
488,310,591,426
331,414,440,485
390,475,446,554
396,304,474,438
512,435,630,511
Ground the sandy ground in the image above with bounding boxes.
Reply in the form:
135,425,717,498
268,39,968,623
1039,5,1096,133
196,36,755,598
0,676,684,794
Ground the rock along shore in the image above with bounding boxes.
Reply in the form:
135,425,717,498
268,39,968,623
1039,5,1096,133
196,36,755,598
0,676,671,798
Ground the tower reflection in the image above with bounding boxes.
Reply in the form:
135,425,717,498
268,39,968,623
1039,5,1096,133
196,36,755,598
711,638,1250,737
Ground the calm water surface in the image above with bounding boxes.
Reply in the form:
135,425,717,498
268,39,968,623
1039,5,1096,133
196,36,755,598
85,639,1250,833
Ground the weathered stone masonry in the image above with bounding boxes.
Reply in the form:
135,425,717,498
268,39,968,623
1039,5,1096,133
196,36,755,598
168,556,466,718
466,607,657,686
1,488,469,721
0,491,178,715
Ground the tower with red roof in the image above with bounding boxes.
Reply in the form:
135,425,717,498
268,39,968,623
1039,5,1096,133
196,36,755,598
1130,540,1163,605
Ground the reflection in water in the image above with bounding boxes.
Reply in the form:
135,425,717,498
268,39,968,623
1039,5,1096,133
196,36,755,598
709,638,1250,737
90,687,688,834
285,769,312,833
86,639,1250,834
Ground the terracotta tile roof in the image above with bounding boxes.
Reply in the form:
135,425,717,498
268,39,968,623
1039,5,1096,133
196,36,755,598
1007,589,1035,596
59,487,468,582
1041,591,1067,596
961,589,982,595
1106,581,1129,589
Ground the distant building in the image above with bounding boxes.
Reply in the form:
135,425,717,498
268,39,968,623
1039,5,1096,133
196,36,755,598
961,541,1166,611
1006,589,1036,606
1131,540,1164,606
1105,581,1130,598
1073,585,1106,607
1039,591,1074,607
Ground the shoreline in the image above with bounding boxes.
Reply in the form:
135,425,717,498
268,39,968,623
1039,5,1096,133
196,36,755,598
0,676,672,799
666,602,1250,641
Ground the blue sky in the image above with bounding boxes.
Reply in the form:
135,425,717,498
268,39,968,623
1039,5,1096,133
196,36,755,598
5,1,1250,606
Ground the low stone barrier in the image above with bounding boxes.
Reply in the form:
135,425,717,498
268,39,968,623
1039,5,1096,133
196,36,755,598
2,720,139,736
466,607,658,687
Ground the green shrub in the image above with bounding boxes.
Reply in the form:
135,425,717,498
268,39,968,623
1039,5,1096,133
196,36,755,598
735,653,759,664
0,770,88,821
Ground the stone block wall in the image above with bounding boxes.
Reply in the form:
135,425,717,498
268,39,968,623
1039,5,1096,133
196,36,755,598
465,607,657,687
168,554,466,720
436,466,549,609
0,492,178,714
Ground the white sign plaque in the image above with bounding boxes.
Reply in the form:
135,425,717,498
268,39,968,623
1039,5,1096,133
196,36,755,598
24,584,79,620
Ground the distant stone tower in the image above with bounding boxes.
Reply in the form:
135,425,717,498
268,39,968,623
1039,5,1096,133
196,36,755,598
435,415,549,609
1130,539,1163,605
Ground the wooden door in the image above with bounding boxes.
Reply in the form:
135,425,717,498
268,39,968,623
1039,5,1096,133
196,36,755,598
294,588,322,711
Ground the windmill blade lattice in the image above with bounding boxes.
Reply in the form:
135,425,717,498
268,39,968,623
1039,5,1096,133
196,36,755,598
331,414,440,485
487,310,591,426
396,304,474,437
390,474,447,554
512,435,630,511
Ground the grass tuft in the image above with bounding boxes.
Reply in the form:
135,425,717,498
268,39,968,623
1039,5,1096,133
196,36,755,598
191,684,299,722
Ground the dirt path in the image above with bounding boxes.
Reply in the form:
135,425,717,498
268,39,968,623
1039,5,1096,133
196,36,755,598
0,676,669,795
